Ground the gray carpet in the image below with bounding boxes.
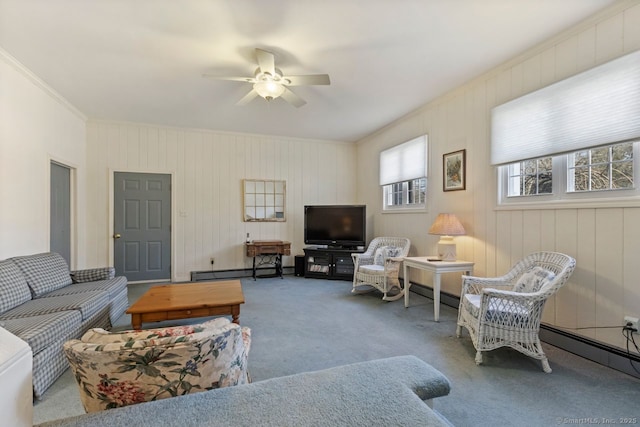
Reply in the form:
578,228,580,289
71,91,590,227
34,276,640,426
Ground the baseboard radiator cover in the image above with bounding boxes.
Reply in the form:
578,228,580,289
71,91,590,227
191,267,294,282
406,281,640,380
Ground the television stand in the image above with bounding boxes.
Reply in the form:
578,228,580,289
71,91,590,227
303,247,364,281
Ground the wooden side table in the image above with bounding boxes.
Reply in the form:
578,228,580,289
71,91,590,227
246,240,291,280
403,257,474,322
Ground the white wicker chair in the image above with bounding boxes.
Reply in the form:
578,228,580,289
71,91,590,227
456,251,576,373
351,237,411,301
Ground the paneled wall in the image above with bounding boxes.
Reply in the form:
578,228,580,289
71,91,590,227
85,121,356,281
355,1,640,351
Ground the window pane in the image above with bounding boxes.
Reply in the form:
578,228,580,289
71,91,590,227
523,175,537,195
538,172,553,194
612,142,633,161
590,164,610,190
506,157,553,196
539,158,553,172
572,166,589,191
573,151,589,167
612,162,633,188
383,178,426,209
508,163,522,176
508,176,521,196
523,160,536,174
591,147,609,164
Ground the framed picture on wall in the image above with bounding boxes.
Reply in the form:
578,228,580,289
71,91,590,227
443,149,466,192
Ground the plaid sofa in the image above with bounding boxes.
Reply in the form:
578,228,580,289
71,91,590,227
0,252,128,398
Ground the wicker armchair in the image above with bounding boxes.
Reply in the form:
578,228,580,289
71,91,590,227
352,237,411,301
456,251,576,373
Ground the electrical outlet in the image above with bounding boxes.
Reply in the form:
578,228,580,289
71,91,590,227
210,257,215,265
624,315,639,333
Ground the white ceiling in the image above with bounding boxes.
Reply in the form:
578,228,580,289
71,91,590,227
0,0,617,142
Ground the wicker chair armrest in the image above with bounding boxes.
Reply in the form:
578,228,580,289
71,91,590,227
481,287,547,303
379,257,402,272
461,276,511,295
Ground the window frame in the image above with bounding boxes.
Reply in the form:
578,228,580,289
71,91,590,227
498,141,640,208
380,135,429,213
382,177,427,212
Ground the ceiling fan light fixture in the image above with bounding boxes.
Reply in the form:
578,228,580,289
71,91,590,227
253,80,285,101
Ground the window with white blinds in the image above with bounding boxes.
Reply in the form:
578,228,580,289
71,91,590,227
379,135,428,185
491,49,640,166
380,135,428,211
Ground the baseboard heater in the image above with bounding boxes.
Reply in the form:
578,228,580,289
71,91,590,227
406,281,640,380
191,266,294,282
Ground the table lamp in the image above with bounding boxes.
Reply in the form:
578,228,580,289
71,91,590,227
428,213,466,261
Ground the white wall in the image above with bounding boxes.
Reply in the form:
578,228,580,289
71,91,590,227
0,49,87,266
356,1,640,351
85,121,356,282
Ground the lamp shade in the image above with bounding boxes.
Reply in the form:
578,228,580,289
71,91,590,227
428,213,465,236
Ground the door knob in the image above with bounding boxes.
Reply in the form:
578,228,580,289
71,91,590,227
113,233,121,239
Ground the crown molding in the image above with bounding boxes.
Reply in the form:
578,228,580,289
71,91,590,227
0,46,86,121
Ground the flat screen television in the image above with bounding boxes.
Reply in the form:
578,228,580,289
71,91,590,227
304,205,366,248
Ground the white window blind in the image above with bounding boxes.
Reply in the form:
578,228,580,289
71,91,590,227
379,135,428,185
491,49,640,166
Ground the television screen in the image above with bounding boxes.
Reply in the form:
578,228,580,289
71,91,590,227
304,205,366,248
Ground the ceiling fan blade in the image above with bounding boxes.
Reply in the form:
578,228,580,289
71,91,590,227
236,89,259,106
255,48,276,76
280,87,306,108
284,74,331,86
203,74,255,83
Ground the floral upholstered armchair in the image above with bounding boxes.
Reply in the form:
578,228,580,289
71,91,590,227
63,317,251,413
352,237,411,301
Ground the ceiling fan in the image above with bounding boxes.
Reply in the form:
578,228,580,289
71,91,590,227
203,48,330,108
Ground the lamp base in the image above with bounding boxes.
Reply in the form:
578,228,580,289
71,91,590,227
437,236,457,262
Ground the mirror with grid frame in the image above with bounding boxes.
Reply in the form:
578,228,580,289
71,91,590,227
243,179,286,222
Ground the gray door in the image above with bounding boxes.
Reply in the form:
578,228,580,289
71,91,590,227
114,172,171,281
50,162,71,265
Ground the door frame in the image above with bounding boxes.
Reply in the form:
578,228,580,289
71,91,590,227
48,157,77,269
108,169,176,282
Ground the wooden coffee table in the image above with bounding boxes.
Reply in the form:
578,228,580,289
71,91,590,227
126,280,245,329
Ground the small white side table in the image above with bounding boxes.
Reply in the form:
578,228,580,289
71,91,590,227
403,257,474,322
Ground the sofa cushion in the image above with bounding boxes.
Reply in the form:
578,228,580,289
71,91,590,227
0,310,82,354
0,291,109,321
45,277,127,299
0,260,32,314
11,252,72,298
